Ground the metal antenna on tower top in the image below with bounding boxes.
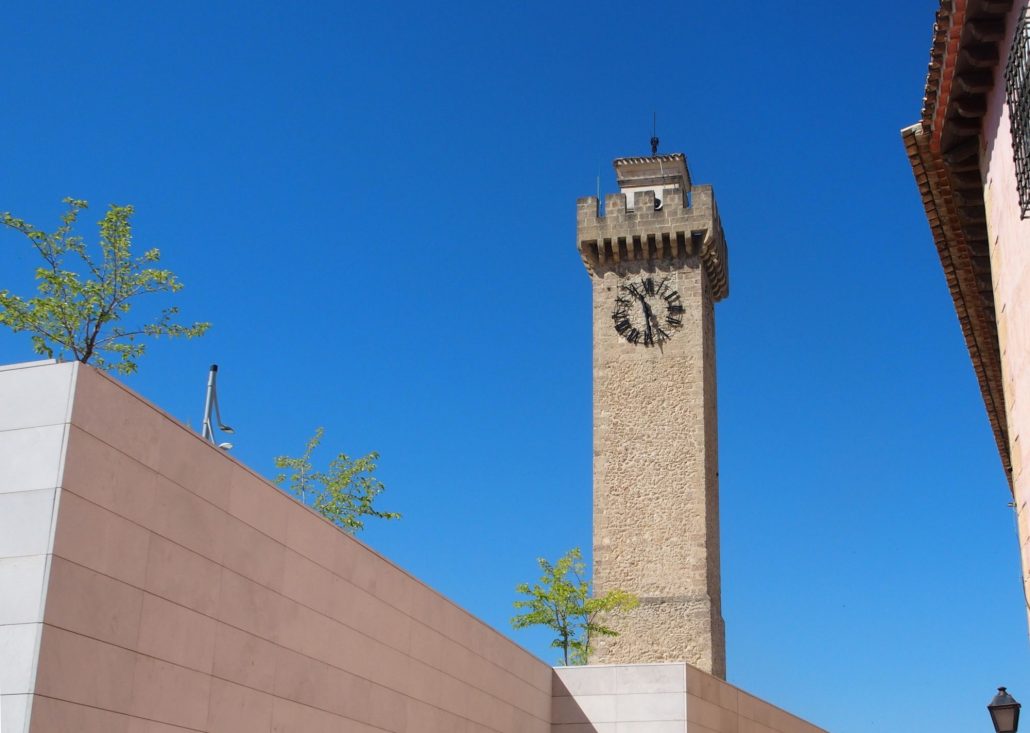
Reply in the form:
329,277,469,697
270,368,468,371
650,112,659,156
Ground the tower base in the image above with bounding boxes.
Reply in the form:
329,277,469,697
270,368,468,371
590,596,726,679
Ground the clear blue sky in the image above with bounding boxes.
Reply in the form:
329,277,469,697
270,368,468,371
2,2,1027,731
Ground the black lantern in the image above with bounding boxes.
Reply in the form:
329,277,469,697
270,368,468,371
989,687,1021,733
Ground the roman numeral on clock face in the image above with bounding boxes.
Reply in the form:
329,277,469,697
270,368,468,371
611,276,684,347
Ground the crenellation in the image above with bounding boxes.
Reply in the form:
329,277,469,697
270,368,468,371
606,192,628,217
664,188,684,208
577,196,600,221
578,183,729,302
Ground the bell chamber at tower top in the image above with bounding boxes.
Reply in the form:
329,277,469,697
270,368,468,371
576,152,729,300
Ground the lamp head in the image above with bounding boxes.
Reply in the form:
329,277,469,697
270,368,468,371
989,687,1021,733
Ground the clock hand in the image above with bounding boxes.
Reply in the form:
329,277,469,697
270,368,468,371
641,300,654,343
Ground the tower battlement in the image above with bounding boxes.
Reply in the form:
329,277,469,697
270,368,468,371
577,182,729,301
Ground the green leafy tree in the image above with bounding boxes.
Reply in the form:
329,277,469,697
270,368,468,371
274,427,400,534
0,198,209,374
512,547,638,665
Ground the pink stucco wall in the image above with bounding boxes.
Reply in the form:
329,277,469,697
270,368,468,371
30,365,552,732
982,0,1030,626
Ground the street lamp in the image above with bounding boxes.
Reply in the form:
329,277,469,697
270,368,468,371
989,687,1021,733
200,364,235,450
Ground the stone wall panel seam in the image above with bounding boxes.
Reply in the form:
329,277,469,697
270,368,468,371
37,619,549,731
48,537,548,713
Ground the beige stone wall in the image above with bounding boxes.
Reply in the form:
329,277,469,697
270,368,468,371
15,363,552,733
982,0,1030,632
553,663,688,732
579,182,726,676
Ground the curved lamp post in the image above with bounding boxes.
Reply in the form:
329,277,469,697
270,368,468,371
200,364,234,450
989,687,1021,733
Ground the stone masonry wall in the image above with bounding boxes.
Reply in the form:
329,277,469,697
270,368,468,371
702,273,725,659
579,183,727,677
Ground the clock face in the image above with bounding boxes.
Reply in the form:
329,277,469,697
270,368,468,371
611,276,685,347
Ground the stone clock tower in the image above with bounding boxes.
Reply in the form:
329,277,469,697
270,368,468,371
578,153,729,678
